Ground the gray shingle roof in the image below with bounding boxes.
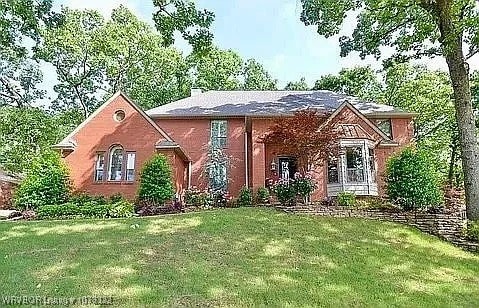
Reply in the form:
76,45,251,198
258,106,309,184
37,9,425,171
146,90,407,117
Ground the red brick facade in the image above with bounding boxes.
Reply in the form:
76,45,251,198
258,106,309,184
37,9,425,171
56,92,414,201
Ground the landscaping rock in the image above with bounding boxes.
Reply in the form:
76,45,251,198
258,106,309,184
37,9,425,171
0,210,22,220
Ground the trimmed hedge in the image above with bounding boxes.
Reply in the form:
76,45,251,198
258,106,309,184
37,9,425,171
37,200,134,219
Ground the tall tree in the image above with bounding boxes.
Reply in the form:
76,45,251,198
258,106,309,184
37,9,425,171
301,0,479,219
0,0,59,108
189,47,243,90
242,59,277,90
383,63,456,181
284,77,309,90
313,66,382,101
37,8,105,119
152,0,215,53
99,6,190,110
38,6,192,114
0,107,64,173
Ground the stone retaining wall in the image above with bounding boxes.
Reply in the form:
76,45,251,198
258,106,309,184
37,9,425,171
277,205,478,252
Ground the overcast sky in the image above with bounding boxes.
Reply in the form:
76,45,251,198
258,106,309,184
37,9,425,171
39,0,478,101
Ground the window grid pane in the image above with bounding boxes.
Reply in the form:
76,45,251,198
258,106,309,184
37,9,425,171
126,152,136,181
346,147,365,182
95,153,105,181
109,147,123,181
327,157,339,184
211,120,227,148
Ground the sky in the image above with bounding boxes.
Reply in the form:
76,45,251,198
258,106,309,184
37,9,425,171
41,0,478,97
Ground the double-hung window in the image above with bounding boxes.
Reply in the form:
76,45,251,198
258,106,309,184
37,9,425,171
94,153,105,181
211,120,227,148
126,152,136,181
327,157,339,184
346,147,365,182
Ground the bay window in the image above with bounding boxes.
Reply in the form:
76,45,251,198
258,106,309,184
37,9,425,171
346,147,365,182
327,140,378,196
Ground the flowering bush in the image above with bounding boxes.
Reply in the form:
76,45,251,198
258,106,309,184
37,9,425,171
184,187,213,208
271,173,316,205
292,173,316,203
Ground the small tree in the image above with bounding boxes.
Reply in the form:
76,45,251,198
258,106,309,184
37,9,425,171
385,147,443,210
138,154,174,204
260,109,340,174
14,151,72,210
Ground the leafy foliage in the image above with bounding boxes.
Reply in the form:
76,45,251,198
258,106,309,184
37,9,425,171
138,154,175,204
284,77,309,90
14,151,72,210
300,0,479,219
152,0,215,53
260,109,340,174
237,186,253,207
0,106,71,173
189,46,243,91
242,59,277,90
313,66,382,101
37,200,134,219
271,175,316,206
184,187,213,208
254,187,270,204
337,192,356,207
385,147,443,210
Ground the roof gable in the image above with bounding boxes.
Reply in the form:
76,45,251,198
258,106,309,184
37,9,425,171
323,102,395,143
54,91,173,149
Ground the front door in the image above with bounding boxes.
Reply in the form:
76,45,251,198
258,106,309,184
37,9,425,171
278,157,297,180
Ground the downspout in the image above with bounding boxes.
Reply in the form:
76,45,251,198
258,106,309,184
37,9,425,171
188,161,192,189
244,116,249,188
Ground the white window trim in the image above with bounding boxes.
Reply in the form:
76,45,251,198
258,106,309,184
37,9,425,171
327,139,378,196
108,146,124,181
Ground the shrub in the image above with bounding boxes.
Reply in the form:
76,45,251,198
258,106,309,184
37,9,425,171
337,192,356,206
212,190,230,207
70,192,107,206
37,199,134,220
184,187,212,208
271,179,297,206
138,154,175,204
255,187,270,205
467,221,479,242
385,147,443,210
292,173,316,203
14,151,72,210
271,175,316,206
108,200,134,218
237,186,253,207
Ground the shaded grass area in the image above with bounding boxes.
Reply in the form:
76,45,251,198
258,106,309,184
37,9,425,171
1,208,478,307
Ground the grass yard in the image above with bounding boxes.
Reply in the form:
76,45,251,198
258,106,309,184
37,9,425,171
1,208,478,307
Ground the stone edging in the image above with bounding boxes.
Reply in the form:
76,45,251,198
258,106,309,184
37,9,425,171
276,205,479,253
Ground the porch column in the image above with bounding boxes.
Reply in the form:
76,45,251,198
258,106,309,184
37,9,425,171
252,141,266,189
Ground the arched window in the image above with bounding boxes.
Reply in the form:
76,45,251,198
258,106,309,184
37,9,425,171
109,146,124,181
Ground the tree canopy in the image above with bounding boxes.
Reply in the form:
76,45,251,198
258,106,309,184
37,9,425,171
300,0,479,219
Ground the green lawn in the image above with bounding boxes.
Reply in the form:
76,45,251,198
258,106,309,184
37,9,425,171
1,208,478,307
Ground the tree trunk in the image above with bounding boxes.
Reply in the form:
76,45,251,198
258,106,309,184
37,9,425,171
447,135,458,187
437,2,479,220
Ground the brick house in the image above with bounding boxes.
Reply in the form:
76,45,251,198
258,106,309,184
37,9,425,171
0,169,21,209
53,90,414,201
